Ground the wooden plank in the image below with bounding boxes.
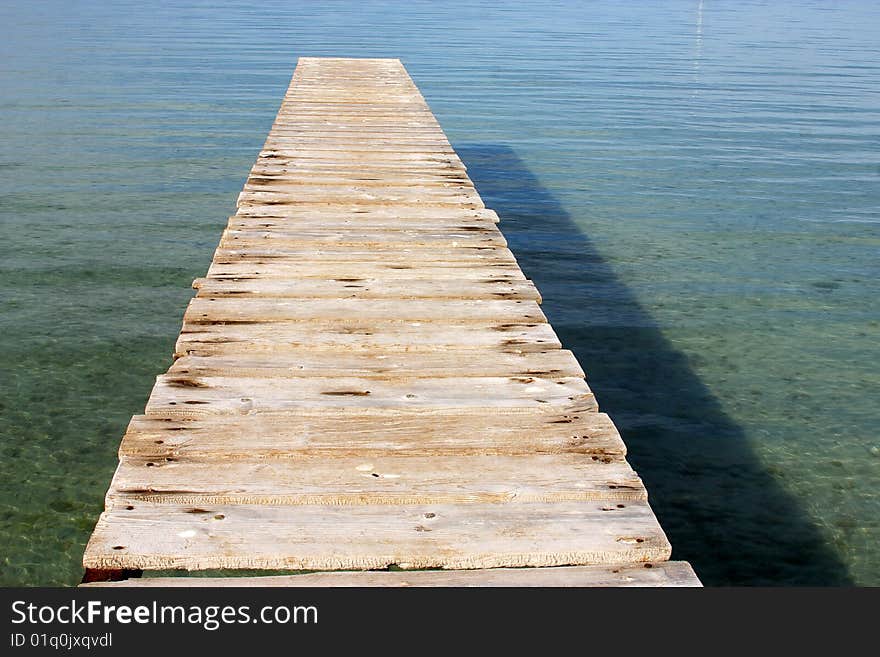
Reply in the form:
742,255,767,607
210,246,515,264
250,158,467,172
82,563,701,587
233,206,498,222
243,179,474,192
271,122,443,129
168,350,580,378
266,129,448,137
253,158,458,169
205,262,526,280
246,161,467,173
145,375,595,416
237,190,482,207
277,95,428,103
105,453,646,507
219,227,505,248
262,138,453,148
279,94,426,100
275,104,433,111
193,277,537,300
120,407,623,460
174,321,561,356
182,298,546,325
83,500,671,571
267,123,443,130
238,181,477,192
247,166,468,179
245,173,473,186
227,216,499,231
255,149,463,161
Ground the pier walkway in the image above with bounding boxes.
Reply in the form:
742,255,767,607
82,58,699,587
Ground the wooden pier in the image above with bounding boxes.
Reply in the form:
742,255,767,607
82,57,699,587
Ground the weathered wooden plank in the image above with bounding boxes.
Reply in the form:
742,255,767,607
277,99,428,104
83,500,671,571
280,91,425,98
168,350,579,379
83,563,701,587
205,262,525,281
271,123,443,131
247,161,467,173
263,136,452,146
183,298,546,325
249,160,466,172
268,120,441,127
266,129,448,137
275,103,433,111
251,158,466,172
175,321,560,356
219,227,505,248
106,454,646,507
260,145,454,155
227,216,499,231
145,375,594,416
192,277,538,301
276,93,428,100
234,205,497,222
276,94,430,99
240,179,475,190
120,407,624,460
247,166,468,179
257,149,462,161
244,179,475,191
237,190,482,207
279,92,426,98
245,173,473,187
274,102,430,109
211,246,515,265
280,87,422,91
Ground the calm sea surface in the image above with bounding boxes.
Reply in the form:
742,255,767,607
1,0,878,585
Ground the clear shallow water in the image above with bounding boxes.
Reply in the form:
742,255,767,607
1,0,877,586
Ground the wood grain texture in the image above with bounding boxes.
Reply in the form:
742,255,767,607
183,297,547,324
210,245,515,264
233,206,498,222
193,277,540,301
174,321,562,356
220,227,505,247
119,407,624,460
205,262,527,280
145,375,594,415
168,350,580,378
81,56,695,585
83,500,672,571
106,454,646,507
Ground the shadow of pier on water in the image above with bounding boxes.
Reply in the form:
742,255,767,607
456,144,852,586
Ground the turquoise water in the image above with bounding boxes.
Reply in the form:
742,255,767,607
1,0,878,585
